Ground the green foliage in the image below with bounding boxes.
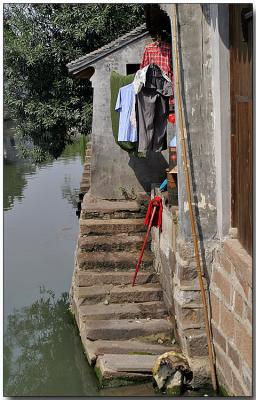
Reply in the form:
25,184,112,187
4,4,145,161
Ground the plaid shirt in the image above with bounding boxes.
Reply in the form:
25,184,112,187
140,41,173,79
140,41,174,106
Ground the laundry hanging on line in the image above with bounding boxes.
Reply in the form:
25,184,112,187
112,39,174,156
110,71,137,153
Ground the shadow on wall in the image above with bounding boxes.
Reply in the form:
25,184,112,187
128,152,168,193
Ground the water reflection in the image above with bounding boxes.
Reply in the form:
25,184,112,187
3,161,37,211
4,288,99,397
61,175,80,208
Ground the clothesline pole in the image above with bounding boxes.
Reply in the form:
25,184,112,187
132,204,158,287
171,4,218,392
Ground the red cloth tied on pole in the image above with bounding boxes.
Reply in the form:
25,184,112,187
144,196,163,231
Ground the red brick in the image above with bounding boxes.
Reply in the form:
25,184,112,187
234,320,252,369
223,240,252,297
219,251,232,274
215,345,232,386
212,269,231,304
232,371,246,396
220,303,235,339
245,305,252,325
227,342,240,370
234,291,244,318
212,324,226,352
210,291,220,325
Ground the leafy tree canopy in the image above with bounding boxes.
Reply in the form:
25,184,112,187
4,4,145,161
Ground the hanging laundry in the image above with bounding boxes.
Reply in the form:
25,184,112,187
140,40,172,79
133,64,172,95
115,83,137,142
110,71,136,153
136,64,172,153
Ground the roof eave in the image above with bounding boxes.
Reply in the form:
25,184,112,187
67,30,149,77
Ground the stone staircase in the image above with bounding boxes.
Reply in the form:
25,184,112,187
70,195,181,388
79,141,91,196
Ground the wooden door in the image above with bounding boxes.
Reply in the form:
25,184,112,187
230,4,252,255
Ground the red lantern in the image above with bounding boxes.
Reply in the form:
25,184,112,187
168,113,176,125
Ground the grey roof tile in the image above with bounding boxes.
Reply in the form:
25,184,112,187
67,24,148,75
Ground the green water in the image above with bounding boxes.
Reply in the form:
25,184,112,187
3,124,101,396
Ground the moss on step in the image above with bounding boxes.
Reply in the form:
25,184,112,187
95,365,152,388
218,385,230,396
136,332,175,346
167,386,181,396
128,351,155,356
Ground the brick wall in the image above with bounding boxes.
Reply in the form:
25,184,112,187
210,239,252,395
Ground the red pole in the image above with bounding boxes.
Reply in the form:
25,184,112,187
132,205,158,286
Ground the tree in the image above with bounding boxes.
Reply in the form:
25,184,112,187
4,4,145,162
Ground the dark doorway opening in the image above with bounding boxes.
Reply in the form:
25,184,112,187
126,64,140,75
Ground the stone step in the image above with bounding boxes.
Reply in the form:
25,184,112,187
76,250,154,271
80,218,146,236
79,301,167,321
85,318,174,341
80,197,144,220
96,354,153,387
82,338,179,365
75,270,157,287
80,178,90,186
80,183,90,193
84,155,91,163
83,163,91,171
86,142,92,150
86,148,92,156
78,234,149,253
109,283,163,303
82,171,91,180
76,283,163,305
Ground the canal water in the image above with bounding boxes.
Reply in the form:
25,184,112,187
4,122,162,397
3,122,217,397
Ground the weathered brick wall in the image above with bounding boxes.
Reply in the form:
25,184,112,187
210,239,252,395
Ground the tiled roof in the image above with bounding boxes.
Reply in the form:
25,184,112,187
67,24,148,75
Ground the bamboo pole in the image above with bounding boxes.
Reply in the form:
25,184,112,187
170,4,217,391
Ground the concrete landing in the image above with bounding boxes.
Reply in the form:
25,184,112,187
70,195,182,388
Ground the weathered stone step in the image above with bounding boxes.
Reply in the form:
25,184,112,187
109,283,163,303
96,354,152,387
83,163,91,171
86,147,92,156
79,301,167,321
84,155,91,163
82,171,91,180
76,283,163,304
76,250,153,271
80,184,90,193
81,197,144,220
82,338,179,365
85,318,174,341
78,234,149,252
80,218,146,236
80,178,90,186
75,270,157,287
